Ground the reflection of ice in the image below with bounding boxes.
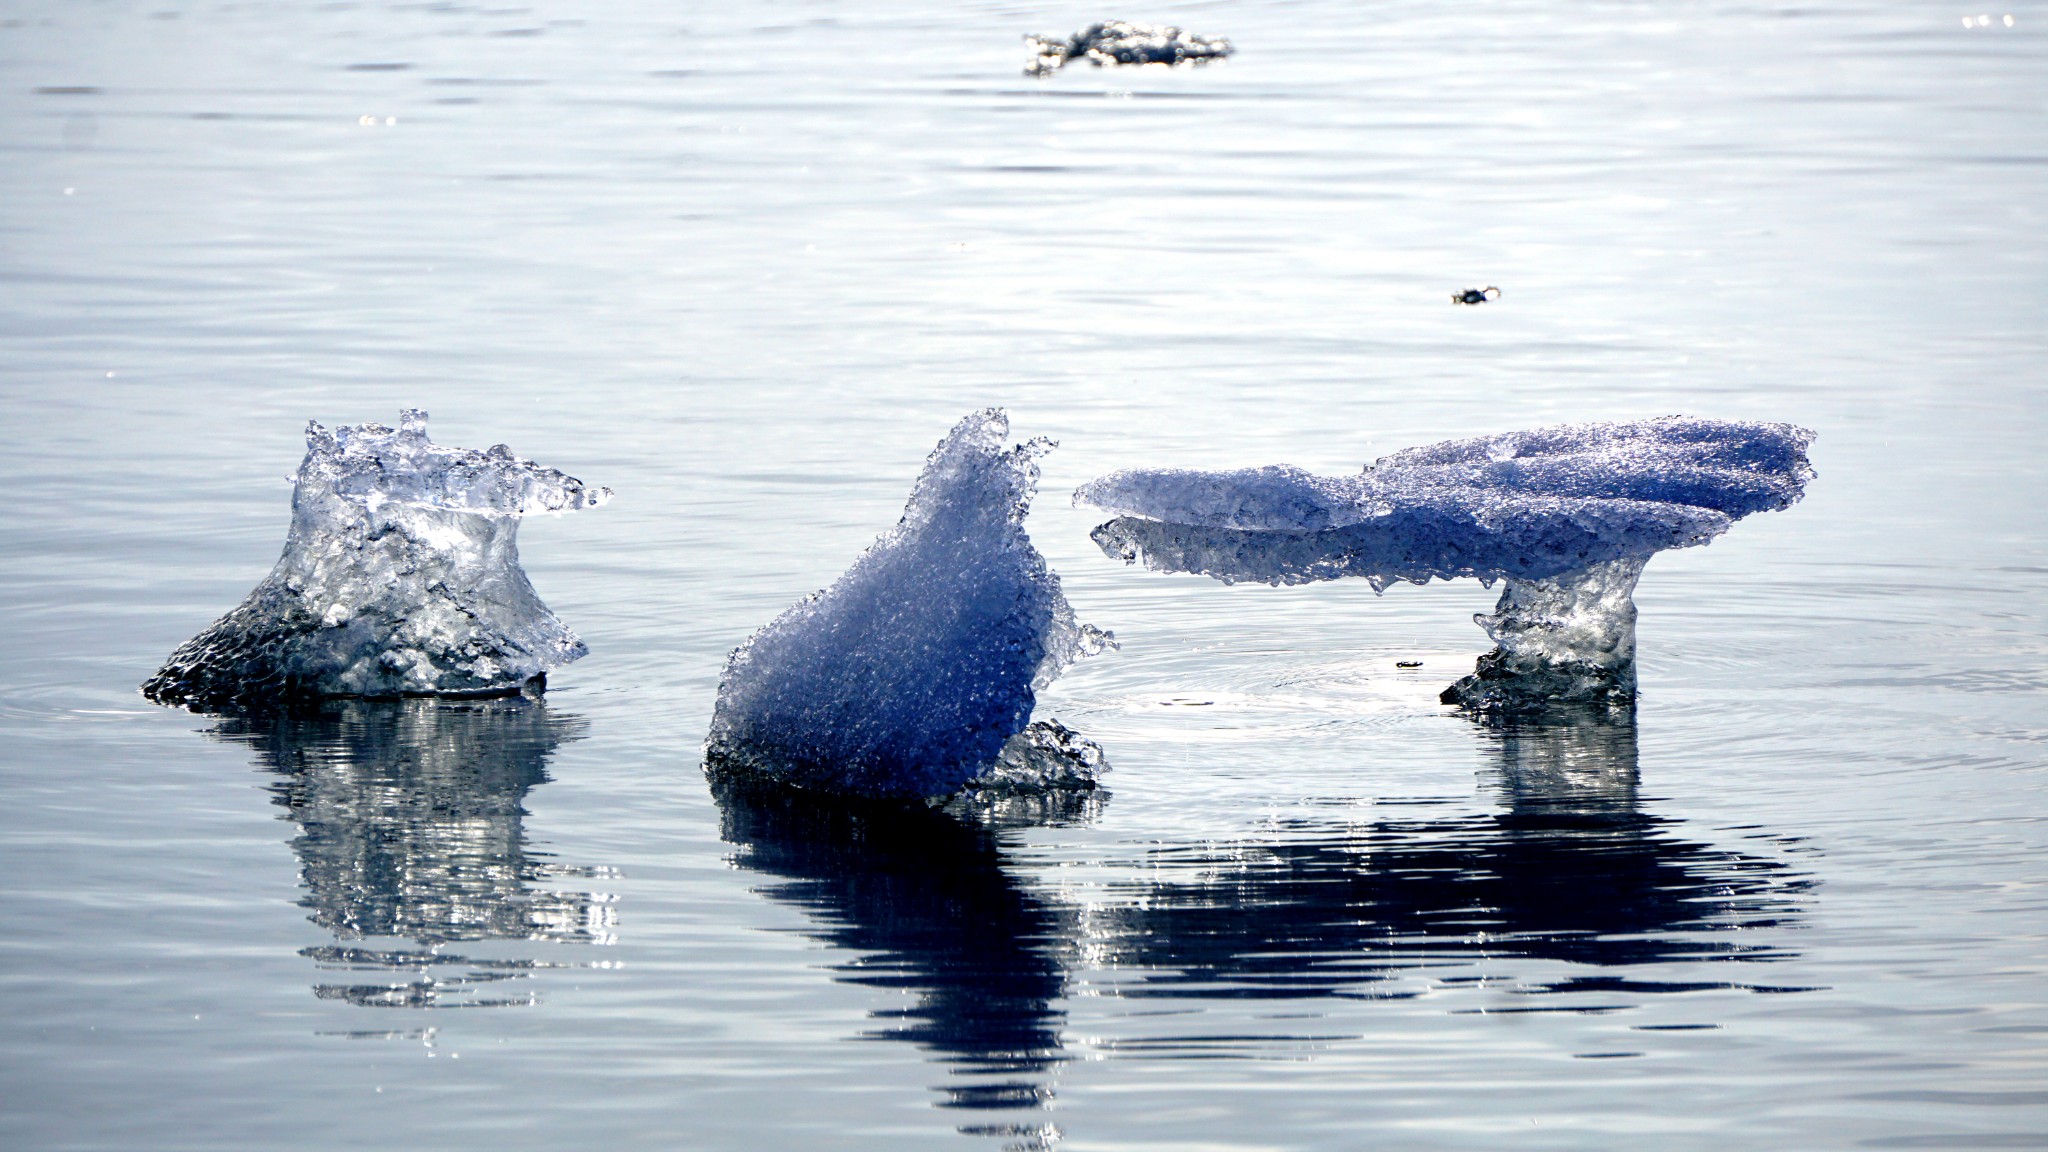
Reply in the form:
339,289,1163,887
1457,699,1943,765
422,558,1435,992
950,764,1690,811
210,697,617,1010
1079,417,1814,713
707,410,1112,799
712,779,1081,1140
715,710,1811,1143
146,410,607,710
1485,702,1643,808
1092,709,1814,997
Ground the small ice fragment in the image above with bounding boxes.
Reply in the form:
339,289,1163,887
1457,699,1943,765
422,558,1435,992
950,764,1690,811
704,410,1114,800
143,411,609,711
945,719,1112,828
967,719,1109,795
1077,416,1814,713
1025,21,1233,75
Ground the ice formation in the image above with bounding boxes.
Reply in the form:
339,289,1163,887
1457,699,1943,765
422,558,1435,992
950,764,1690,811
144,410,608,711
1026,21,1233,75
704,410,1114,800
1076,417,1814,712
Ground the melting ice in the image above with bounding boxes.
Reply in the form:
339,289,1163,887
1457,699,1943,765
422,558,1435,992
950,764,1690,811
704,410,1114,800
1076,417,1814,712
143,410,608,711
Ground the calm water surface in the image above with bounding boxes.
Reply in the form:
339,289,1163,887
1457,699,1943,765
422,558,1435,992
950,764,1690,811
2,2,2045,1149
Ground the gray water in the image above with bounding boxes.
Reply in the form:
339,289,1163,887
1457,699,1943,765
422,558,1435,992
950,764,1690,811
3,2,2046,1148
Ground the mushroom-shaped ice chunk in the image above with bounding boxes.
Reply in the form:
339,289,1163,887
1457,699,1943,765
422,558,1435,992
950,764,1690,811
1076,417,1814,713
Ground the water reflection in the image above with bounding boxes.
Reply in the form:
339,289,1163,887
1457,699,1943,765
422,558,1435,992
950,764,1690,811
210,697,616,1009
715,708,1812,1145
1096,707,1813,999
714,779,1082,1127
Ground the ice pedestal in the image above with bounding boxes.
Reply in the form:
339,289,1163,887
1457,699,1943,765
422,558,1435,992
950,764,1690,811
1444,556,1645,713
1077,417,1812,712
143,410,608,711
704,410,1114,800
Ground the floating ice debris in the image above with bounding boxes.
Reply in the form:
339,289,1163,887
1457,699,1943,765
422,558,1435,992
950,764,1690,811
1076,417,1815,713
705,410,1114,800
1453,286,1502,305
1025,21,1233,76
143,410,608,711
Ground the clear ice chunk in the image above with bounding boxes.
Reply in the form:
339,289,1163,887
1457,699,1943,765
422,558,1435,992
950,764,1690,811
1025,21,1234,75
973,718,1110,795
143,410,609,711
704,410,1114,800
1446,556,1647,712
1076,417,1814,712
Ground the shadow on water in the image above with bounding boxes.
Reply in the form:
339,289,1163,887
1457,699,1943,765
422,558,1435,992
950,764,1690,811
208,697,617,1011
713,708,1815,1149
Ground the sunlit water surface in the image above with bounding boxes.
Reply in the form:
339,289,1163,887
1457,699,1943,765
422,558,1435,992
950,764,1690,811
2,2,2045,1149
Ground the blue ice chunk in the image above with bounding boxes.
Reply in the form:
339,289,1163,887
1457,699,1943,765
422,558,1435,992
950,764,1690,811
705,410,1114,799
1075,417,1814,590
1075,417,1814,713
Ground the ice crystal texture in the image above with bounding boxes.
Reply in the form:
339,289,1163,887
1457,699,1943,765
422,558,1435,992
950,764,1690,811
1026,21,1233,75
705,410,1113,799
971,719,1108,795
1077,417,1814,712
144,410,608,710
1445,556,1648,713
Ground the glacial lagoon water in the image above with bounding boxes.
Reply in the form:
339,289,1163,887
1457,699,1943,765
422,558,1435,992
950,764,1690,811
2,2,2045,1149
